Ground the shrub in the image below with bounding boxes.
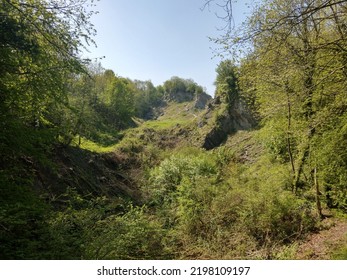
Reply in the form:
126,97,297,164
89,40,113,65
145,152,217,204
0,168,53,259
238,186,317,247
171,153,317,259
84,206,168,259
316,120,347,211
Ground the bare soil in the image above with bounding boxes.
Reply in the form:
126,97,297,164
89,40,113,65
295,216,347,259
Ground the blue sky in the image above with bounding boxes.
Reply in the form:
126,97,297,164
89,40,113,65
85,0,252,95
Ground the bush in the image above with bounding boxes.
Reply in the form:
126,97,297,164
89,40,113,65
316,119,347,211
84,206,168,259
162,152,317,259
48,191,169,259
0,171,52,259
145,151,217,204
238,186,317,246
176,176,218,238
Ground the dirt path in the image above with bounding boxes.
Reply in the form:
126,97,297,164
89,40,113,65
295,217,347,259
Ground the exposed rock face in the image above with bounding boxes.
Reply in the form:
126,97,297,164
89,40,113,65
166,90,212,106
194,92,212,109
166,90,195,103
202,99,255,150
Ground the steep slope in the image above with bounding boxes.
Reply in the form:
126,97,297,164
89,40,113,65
4,88,345,260
115,94,256,153
116,100,210,151
34,145,142,204
200,97,256,150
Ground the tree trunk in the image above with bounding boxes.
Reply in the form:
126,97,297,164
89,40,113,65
285,89,295,176
314,167,324,219
293,144,309,193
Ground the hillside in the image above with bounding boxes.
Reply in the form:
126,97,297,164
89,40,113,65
2,91,344,259
1,0,347,261
2,85,347,259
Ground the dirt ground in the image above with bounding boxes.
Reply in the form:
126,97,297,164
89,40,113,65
295,216,347,259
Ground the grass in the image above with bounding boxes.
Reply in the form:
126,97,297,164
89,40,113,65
331,230,347,260
71,136,118,153
152,101,201,127
142,119,187,130
161,101,197,117
113,101,205,149
69,100,216,154
332,243,347,260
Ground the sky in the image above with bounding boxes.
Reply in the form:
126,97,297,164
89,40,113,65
84,0,252,96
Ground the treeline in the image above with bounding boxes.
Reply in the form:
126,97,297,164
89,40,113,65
212,0,347,212
0,0,208,149
65,71,208,145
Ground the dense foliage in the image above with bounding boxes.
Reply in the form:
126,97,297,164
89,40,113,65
240,0,347,210
1,0,346,260
1,0,96,259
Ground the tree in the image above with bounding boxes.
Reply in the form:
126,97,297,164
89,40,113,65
163,77,204,102
211,0,347,212
0,0,98,258
101,76,136,129
163,76,187,99
133,80,163,119
1,0,97,138
65,73,99,145
214,60,239,105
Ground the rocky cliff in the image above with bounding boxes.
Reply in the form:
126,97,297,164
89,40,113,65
202,98,256,150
